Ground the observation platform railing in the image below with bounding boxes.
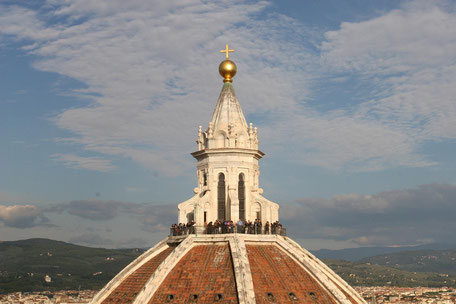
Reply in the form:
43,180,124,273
169,226,286,237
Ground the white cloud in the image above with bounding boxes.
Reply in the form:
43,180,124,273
0,0,314,176
321,2,456,73
263,1,456,171
1,0,455,174
0,204,48,228
0,5,59,41
319,1,456,150
51,153,115,172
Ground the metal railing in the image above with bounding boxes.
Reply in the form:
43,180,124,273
169,226,195,236
169,226,286,237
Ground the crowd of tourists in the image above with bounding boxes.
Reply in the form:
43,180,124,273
170,221,196,236
170,219,285,236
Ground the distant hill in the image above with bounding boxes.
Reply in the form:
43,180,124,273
317,245,456,287
313,243,456,261
1,238,456,294
324,259,456,287
0,238,144,293
361,250,456,274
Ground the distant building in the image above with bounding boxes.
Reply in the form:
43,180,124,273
44,274,51,283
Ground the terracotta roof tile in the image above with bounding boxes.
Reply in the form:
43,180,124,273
149,244,238,304
101,246,175,304
246,244,338,304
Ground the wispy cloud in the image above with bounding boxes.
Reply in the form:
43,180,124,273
4,181,455,248
68,233,113,247
46,199,175,232
1,0,455,175
0,0,315,176
51,153,115,172
68,232,147,248
282,183,456,246
314,0,456,169
44,182,456,247
66,200,121,220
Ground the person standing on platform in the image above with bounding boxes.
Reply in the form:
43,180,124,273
237,219,243,233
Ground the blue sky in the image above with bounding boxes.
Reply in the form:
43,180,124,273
1,0,456,250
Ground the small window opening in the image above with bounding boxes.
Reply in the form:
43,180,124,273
288,292,298,301
166,294,175,302
203,173,207,186
190,294,199,302
309,292,318,302
267,292,275,302
215,294,223,301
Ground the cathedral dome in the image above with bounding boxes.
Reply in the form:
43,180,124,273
90,234,366,304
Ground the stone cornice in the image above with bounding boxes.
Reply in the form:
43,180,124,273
191,148,265,160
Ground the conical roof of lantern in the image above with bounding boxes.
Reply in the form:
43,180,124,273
209,82,249,138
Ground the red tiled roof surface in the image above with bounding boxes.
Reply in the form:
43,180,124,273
246,244,338,304
149,244,238,304
101,246,175,304
92,236,366,304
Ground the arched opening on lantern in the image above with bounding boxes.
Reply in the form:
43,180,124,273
238,173,245,220
217,173,226,220
215,131,226,148
186,212,194,223
253,202,261,221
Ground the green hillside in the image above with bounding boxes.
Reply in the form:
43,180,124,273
2,238,456,293
325,259,456,287
0,238,143,293
361,250,456,274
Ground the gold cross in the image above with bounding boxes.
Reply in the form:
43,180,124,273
220,44,234,60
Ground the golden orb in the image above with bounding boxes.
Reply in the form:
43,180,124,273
219,59,237,83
